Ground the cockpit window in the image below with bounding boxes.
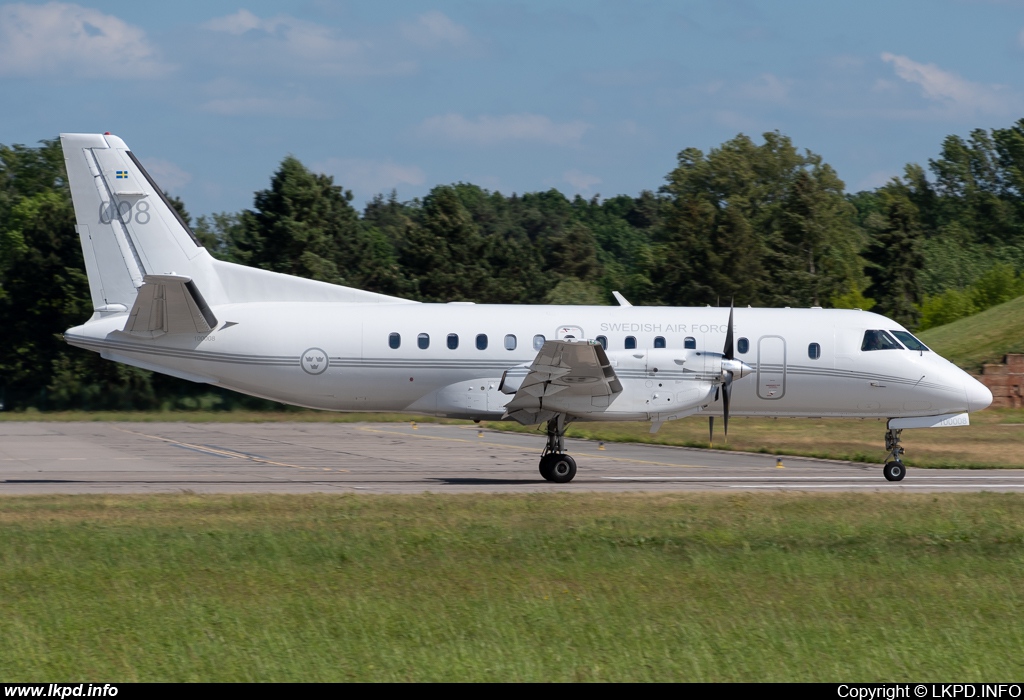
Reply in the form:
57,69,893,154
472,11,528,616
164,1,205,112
861,330,903,351
891,330,929,352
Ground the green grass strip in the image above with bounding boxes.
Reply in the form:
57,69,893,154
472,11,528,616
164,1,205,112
2,493,1023,681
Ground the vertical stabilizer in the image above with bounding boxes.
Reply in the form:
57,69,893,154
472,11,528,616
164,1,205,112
62,132,416,313
61,133,211,320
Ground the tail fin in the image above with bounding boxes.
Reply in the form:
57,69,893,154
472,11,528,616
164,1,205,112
61,133,207,319
62,132,414,318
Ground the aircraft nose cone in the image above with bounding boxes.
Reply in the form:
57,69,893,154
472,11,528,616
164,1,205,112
966,377,993,412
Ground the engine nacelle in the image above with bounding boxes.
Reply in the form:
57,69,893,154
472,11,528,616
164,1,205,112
603,347,726,381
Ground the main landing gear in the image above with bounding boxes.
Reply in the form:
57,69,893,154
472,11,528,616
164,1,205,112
883,428,906,482
539,415,577,483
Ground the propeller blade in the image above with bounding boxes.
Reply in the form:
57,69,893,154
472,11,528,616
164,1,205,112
708,416,714,446
722,372,733,440
723,302,735,360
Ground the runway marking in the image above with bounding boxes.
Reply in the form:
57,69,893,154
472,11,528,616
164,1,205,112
357,426,710,469
603,475,1024,481
111,426,347,473
733,484,1024,489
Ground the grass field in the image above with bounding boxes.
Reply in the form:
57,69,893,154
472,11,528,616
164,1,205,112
1,493,1023,682
919,294,1024,371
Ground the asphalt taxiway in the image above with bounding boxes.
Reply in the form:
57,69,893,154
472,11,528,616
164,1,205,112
1,421,1022,494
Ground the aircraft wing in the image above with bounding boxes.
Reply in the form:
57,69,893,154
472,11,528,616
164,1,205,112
503,340,622,424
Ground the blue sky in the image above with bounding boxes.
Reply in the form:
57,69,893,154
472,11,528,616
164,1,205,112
2,1,1023,217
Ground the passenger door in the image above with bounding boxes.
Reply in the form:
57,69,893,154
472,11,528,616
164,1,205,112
757,336,786,399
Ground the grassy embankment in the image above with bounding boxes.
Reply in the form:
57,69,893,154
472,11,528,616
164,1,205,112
918,293,1024,372
2,493,1022,682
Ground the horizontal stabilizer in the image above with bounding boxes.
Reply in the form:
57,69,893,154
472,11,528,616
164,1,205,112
123,274,218,337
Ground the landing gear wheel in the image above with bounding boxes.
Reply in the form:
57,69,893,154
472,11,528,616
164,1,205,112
883,461,906,482
539,454,556,481
547,454,577,484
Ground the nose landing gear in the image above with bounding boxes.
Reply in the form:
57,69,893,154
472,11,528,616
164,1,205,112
883,428,906,482
539,415,577,483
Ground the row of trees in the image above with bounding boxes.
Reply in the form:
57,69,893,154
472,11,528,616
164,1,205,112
3,121,1024,410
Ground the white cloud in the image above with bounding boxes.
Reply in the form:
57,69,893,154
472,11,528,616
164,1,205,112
401,11,470,48
314,157,426,196
200,9,413,77
419,113,590,147
0,2,170,78
880,52,1017,115
142,158,191,193
200,9,266,35
563,169,601,192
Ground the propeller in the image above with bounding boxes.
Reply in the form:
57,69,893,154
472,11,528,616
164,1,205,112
722,304,734,439
709,302,750,445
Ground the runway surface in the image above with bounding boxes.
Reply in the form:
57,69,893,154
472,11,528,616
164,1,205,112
1,421,1023,494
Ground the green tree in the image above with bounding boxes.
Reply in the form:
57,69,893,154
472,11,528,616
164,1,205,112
863,186,925,327
398,185,491,301
656,132,861,307
232,156,402,294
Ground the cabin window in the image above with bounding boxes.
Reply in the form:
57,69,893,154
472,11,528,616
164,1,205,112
891,330,930,352
625,336,637,350
417,333,430,350
808,342,821,360
737,337,749,354
504,334,517,351
533,334,545,350
684,336,696,349
447,333,459,350
861,330,902,351
476,334,488,350
654,336,666,349
596,335,608,350
388,333,400,349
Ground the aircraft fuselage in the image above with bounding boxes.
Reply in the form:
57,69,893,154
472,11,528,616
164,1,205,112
65,302,987,422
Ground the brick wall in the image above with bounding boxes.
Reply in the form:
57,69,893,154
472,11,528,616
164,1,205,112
973,354,1024,408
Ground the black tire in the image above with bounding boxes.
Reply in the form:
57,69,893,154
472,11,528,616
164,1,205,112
548,454,577,484
539,454,555,481
883,461,906,482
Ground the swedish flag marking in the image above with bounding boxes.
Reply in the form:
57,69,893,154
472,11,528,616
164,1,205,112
115,170,128,179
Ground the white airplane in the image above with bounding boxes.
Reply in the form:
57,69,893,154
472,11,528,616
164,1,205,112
59,133,993,483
